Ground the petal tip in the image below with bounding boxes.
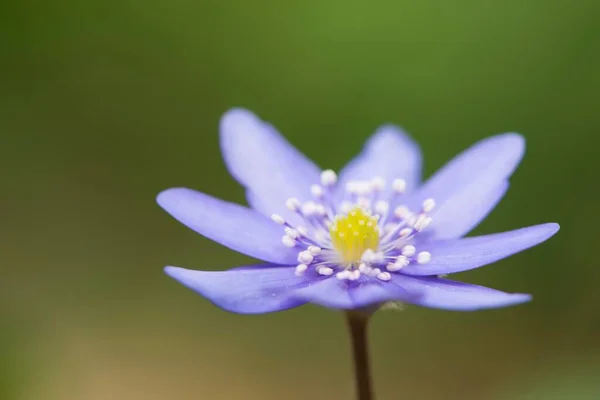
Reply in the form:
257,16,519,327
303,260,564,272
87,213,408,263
156,187,189,209
220,108,260,130
497,132,526,153
539,222,560,239
164,265,187,280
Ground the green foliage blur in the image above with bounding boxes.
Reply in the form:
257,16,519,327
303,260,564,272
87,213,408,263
1,1,599,399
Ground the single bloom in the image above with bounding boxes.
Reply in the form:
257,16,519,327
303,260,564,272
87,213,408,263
158,109,559,314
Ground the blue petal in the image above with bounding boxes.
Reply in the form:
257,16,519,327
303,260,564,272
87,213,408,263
402,223,560,276
220,108,321,224
290,277,420,309
157,188,298,265
336,125,422,200
410,134,525,239
391,275,531,311
165,265,310,314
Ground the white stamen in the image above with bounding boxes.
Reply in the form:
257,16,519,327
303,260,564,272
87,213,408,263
310,184,324,198
422,198,436,213
358,263,372,274
377,271,391,281
340,201,353,213
301,201,317,216
286,197,301,212
357,197,370,209
370,176,386,191
417,251,432,264
282,236,296,247
401,245,416,257
295,264,308,276
413,216,433,231
384,223,396,233
337,270,351,280
387,256,409,271
297,251,314,264
394,205,410,219
321,169,337,186
348,269,361,281
347,181,371,196
392,179,407,193
308,246,322,255
318,266,333,276
297,226,308,236
375,200,389,215
315,204,327,216
361,249,375,263
284,227,299,239
271,214,285,225
399,228,413,238
368,268,381,277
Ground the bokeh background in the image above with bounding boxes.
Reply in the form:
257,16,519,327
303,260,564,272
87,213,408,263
2,1,600,399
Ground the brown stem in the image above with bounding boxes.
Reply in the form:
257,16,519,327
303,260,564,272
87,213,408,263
345,311,374,400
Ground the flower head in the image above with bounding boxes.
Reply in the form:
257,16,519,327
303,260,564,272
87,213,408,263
158,109,559,314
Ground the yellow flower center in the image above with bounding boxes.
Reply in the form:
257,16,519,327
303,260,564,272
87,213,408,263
330,207,380,264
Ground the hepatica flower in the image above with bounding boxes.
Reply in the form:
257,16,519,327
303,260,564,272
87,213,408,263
158,109,559,314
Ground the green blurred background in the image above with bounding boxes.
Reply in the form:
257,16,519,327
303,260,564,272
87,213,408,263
2,1,599,399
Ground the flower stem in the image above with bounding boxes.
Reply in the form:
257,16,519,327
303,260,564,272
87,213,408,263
345,311,374,400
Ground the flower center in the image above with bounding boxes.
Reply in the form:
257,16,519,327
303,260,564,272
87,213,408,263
330,207,379,264
271,169,435,282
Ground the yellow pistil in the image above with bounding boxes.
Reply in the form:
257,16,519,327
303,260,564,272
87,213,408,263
330,207,380,264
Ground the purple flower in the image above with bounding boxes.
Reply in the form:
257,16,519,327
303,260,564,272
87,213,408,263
158,109,559,314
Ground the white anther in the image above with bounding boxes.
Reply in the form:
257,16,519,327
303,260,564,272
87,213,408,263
361,249,375,263
387,256,409,271
340,201,353,213
394,205,410,219
318,267,333,276
358,263,372,274
373,252,385,262
356,182,372,196
370,176,386,191
301,201,317,216
404,215,417,228
396,255,410,267
401,245,416,257
392,179,407,193
315,204,327,216
271,214,285,225
336,270,351,280
286,197,301,211
282,236,296,247
385,263,399,272
417,251,432,264
311,184,324,198
368,268,381,277
321,169,338,186
422,198,436,213
375,200,389,215
399,228,413,238
348,269,361,281
295,264,308,276
308,246,322,255
347,181,371,196
383,223,396,233
377,271,391,281
357,197,371,209
284,227,299,239
297,226,308,236
413,215,433,231
297,251,314,264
